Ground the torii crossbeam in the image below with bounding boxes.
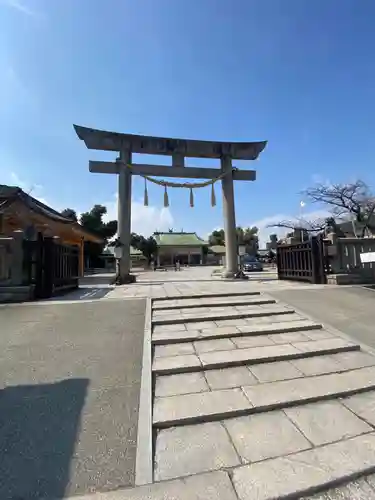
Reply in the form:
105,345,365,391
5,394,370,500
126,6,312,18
74,124,267,283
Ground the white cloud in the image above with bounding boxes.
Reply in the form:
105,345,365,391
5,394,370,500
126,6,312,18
1,0,41,17
5,170,58,209
103,193,174,236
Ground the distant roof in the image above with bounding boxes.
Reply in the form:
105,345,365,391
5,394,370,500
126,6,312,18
74,125,267,160
0,184,103,243
209,245,226,254
154,232,208,246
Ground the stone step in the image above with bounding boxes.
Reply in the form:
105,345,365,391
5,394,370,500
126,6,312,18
152,296,276,311
152,337,358,375
153,364,375,428
154,400,375,482
154,351,375,398
231,433,375,500
152,318,322,344
152,305,294,325
153,291,261,302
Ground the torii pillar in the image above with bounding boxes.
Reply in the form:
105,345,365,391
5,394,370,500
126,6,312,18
117,147,133,281
221,154,238,278
73,125,267,283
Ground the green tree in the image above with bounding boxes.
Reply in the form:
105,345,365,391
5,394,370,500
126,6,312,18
130,233,158,266
208,226,259,254
208,229,225,246
61,208,78,221
79,205,118,242
79,205,118,268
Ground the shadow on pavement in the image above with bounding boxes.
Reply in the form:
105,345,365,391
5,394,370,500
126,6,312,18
0,378,88,499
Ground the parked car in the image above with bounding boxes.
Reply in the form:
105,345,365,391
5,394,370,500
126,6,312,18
242,256,264,272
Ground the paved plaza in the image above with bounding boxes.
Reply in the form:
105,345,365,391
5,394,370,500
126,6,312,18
3,266,375,499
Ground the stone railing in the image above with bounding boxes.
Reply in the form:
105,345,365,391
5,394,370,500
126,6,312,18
325,234,375,283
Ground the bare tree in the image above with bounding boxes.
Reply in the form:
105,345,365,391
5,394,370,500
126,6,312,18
268,217,327,235
304,180,375,237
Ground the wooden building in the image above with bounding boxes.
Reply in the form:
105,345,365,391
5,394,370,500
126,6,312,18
154,231,208,266
0,184,103,276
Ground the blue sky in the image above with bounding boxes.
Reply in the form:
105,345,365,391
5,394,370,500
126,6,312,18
1,0,375,245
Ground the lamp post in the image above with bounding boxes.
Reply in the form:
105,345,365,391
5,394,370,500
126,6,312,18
114,241,123,285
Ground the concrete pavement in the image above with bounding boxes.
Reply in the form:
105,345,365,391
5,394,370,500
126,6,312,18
0,299,145,498
269,285,375,350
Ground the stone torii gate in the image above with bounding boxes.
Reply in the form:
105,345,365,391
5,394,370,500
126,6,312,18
74,125,267,283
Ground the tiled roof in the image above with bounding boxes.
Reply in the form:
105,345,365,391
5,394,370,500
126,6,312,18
0,184,103,242
154,232,208,246
0,184,73,223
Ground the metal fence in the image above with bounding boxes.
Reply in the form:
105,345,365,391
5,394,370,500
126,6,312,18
276,236,326,284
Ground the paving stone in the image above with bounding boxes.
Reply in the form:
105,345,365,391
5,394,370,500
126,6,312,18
216,318,250,327
153,314,183,324
201,326,240,336
224,411,311,463
231,335,274,349
242,366,375,411
186,321,217,330
269,331,311,344
94,470,238,500
334,351,375,370
153,388,252,427
250,360,303,383
293,338,358,354
285,400,372,446
183,311,211,319
199,343,300,370
154,422,240,480
302,478,375,499
303,329,335,341
232,432,375,500
205,367,258,390
153,323,187,333
152,354,201,374
193,338,236,354
343,390,375,426
153,329,201,344
155,372,209,397
242,313,306,326
291,355,342,376
154,343,195,358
